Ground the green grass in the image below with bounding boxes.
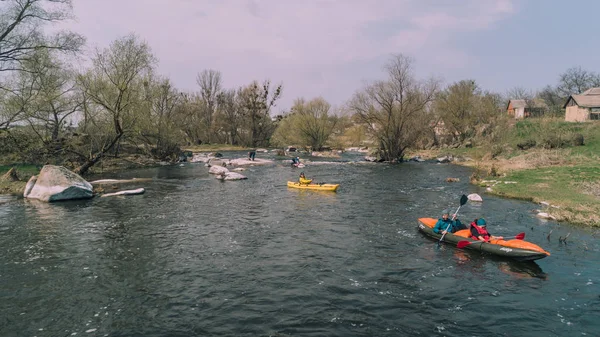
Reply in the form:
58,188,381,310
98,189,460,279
418,118,600,227
488,165,600,227
0,164,39,177
0,165,37,196
491,165,599,206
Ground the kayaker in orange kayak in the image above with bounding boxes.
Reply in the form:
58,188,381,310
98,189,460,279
469,218,503,242
433,209,465,234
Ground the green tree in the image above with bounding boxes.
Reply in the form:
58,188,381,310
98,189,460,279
435,80,502,144
136,76,182,159
348,54,438,162
272,97,338,150
75,34,156,174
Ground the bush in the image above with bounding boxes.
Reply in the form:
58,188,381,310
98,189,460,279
517,139,536,150
490,144,504,158
540,134,564,149
571,133,584,146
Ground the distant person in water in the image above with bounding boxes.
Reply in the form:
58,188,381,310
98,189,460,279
433,209,465,234
248,150,256,161
291,156,300,167
299,172,312,185
469,218,503,242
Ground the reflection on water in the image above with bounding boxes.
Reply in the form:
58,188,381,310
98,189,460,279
0,152,598,336
497,261,547,280
454,249,547,279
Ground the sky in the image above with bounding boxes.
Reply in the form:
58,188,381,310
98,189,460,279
61,0,600,114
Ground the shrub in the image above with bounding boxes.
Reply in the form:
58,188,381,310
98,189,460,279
571,133,584,146
517,139,536,150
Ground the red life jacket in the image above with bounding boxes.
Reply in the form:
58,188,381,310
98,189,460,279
470,222,490,241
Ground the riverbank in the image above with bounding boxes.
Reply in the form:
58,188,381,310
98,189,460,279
410,121,600,227
0,154,167,196
3,131,599,228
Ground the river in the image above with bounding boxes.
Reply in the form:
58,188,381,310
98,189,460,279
1,151,599,336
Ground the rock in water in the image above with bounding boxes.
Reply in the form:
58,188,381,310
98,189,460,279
223,172,247,180
467,193,483,202
209,165,229,175
23,165,93,202
101,188,145,197
215,172,247,181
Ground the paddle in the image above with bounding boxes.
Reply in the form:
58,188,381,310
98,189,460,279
457,240,477,249
506,232,526,240
437,194,468,247
457,232,526,249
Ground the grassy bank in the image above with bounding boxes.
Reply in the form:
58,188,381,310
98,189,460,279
0,164,38,196
417,118,600,227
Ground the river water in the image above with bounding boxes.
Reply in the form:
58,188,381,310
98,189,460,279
1,151,599,337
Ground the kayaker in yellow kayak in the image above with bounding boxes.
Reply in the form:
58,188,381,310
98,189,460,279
299,172,312,185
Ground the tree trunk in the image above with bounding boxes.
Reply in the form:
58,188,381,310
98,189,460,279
75,133,123,175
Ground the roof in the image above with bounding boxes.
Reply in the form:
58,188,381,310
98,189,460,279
563,87,600,108
508,99,526,109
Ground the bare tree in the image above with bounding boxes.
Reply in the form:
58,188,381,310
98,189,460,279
0,0,84,73
506,86,534,101
238,80,282,147
173,92,205,145
75,34,156,175
215,89,240,145
196,69,222,143
348,54,438,162
0,70,36,130
19,50,81,146
557,66,599,97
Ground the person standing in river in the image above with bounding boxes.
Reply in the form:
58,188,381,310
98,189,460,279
433,209,465,234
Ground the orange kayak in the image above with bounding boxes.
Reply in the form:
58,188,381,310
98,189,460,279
418,217,550,261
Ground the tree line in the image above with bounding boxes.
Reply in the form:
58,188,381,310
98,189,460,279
0,0,597,172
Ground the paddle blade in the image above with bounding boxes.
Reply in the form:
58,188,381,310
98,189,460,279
457,241,472,249
515,232,525,240
460,194,468,206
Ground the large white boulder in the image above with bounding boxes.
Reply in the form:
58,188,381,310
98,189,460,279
23,165,93,202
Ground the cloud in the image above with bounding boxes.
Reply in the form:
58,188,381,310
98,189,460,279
62,0,516,111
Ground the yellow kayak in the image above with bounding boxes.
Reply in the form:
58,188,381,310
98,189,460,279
287,181,339,192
